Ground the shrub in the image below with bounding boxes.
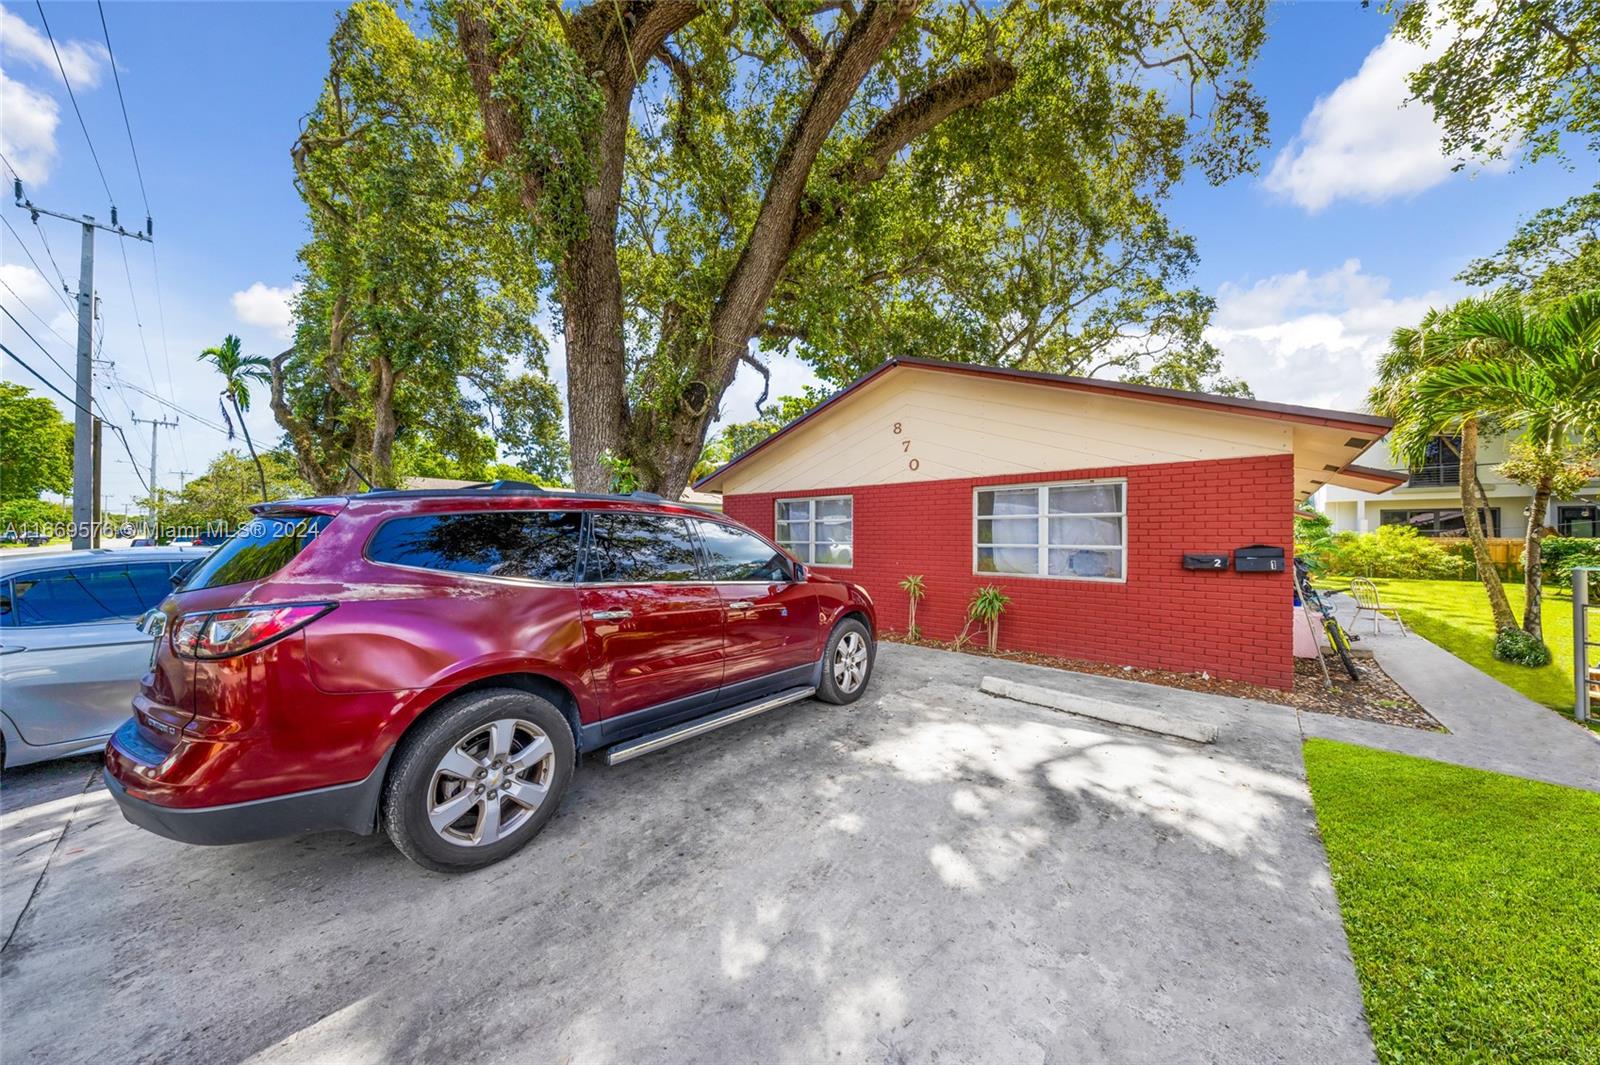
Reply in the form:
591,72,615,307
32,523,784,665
1294,510,1335,572
0,497,70,536
957,584,1011,652
1493,628,1553,667
899,574,926,637
1324,525,1469,579
1534,536,1600,588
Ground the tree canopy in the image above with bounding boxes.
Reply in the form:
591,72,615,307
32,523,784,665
1458,183,1600,304
274,0,567,493
1389,0,1598,167
440,0,1269,492
0,382,73,502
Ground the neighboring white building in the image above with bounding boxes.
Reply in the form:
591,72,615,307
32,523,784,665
1320,433,1600,539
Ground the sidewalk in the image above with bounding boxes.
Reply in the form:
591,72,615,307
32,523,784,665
1299,601,1600,793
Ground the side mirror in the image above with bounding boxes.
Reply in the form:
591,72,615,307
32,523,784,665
170,559,200,588
791,563,807,583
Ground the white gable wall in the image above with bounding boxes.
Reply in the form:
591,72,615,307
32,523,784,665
717,368,1296,496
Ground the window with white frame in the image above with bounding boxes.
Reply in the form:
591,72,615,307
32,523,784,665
975,480,1125,581
774,496,853,566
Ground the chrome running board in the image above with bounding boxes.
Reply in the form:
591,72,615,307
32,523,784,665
604,686,816,765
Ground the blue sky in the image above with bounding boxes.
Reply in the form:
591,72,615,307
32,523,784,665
1,1,1591,505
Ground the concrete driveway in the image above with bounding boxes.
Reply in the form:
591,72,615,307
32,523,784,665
1,642,1372,1063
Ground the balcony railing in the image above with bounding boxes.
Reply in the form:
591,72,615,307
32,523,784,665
1406,464,1461,488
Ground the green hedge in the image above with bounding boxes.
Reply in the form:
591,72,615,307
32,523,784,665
1323,525,1469,579
1533,536,1600,588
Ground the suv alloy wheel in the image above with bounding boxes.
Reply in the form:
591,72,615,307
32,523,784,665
382,689,575,872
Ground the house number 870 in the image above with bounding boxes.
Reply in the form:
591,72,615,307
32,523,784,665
893,422,918,471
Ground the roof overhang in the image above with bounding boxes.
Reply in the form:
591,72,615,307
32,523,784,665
696,357,1394,503
1322,464,1408,494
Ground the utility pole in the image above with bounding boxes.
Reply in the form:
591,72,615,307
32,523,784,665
133,415,178,542
175,468,193,489
12,179,154,548
92,417,103,548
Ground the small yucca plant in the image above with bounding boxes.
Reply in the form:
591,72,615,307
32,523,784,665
967,584,1011,652
899,574,925,640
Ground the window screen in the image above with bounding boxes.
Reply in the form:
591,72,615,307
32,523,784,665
585,513,700,582
975,481,1126,580
368,511,582,582
774,497,852,566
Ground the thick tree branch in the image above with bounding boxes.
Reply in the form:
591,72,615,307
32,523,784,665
790,57,1017,249
761,0,825,68
454,6,542,215
711,0,921,338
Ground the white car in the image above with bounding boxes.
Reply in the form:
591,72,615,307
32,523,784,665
0,547,209,769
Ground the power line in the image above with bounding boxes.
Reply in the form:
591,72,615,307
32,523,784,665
95,1,149,216
1,303,74,383
146,244,186,469
101,364,229,434
2,340,152,497
90,1,185,470
33,0,116,206
2,338,89,413
0,275,72,348
1,216,74,314
115,235,162,406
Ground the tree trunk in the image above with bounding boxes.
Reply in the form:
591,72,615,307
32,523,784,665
233,396,269,503
370,353,398,490
269,349,350,496
1522,474,1552,639
558,192,630,493
1458,419,1518,631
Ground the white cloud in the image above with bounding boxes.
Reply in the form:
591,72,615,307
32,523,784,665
230,281,301,340
0,5,109,89
0,261,57,306
0,68,59,183
1264,32,1504,211
1205,259,1456,411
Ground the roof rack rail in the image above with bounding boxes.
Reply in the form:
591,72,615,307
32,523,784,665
628,490,663,502
459,480,550,493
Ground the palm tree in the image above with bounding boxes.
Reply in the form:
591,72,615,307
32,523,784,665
1416,292,1600,639
200,335,272,502
1370,302,1518,634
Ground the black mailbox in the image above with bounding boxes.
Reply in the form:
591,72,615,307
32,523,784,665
1182,553,1229,571
1234,544,1286,573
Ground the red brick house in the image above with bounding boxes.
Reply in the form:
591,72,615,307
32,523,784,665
696,357,1402,689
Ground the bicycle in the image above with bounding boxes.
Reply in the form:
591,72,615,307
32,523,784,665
1295,569,1361,682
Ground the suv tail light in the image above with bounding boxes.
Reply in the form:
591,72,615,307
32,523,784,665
172,603,334,659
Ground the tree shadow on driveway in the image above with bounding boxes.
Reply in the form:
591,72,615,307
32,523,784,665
0,645,1374,1064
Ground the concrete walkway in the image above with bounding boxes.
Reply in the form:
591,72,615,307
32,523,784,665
1299,599,1600,793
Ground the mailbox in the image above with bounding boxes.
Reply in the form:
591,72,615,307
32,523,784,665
1182,553,1229,571
1234,544,1286,573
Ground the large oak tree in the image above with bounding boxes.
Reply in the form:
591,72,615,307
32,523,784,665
443,0,1269,492
277,1,567,493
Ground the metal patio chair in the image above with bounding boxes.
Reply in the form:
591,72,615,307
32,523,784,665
1349,577,1408,636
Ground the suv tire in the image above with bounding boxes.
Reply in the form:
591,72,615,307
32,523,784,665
816,617,874,705
382,688,575,872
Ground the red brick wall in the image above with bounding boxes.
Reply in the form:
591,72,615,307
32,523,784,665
723,454,1295,689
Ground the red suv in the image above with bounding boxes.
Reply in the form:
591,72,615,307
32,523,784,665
104,484,876,871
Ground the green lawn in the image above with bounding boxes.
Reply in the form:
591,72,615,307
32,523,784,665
1356,578,1580,719
1304,739,1600,1064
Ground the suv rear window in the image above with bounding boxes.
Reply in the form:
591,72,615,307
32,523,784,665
367,511,582,582
181,513,333,591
